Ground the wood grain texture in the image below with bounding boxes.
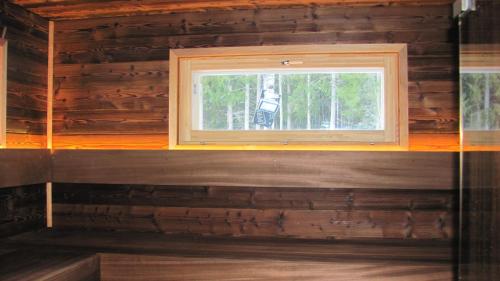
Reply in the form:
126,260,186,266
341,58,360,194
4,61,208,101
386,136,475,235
51,150,458,189
53,183,455,210
0,184,45,238
0,149,50,189
13,0,455,20
1,1,48,144
51,183,455,240
8,229,454,262
461,152,500,281
52,204,453,240
0,40,7,148
6,228,454,279
48,133,459,150
0,250,99,281
100,253,453,281
5,133,47,148
52,4,458,144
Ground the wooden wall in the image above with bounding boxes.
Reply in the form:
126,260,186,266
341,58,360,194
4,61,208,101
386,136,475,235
0,2,48,148
53,183,456,240
461,152,500,281
0,184,45,238
53,4,458,149
48,150,457,242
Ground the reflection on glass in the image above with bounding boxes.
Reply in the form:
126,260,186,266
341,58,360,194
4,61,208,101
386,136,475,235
461,44,500,148
461,71,500,130
192,70,384,131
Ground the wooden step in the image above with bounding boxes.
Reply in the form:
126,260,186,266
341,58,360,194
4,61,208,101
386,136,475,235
0,250,99,281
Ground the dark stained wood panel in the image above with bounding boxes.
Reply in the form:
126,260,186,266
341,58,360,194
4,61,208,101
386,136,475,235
12,0,455,20
52,4,458,139
0,250,99,281
51,150,458,190
9,229,454,263
52,183,456,240
1,1,48,139
461,152,500,281
100,253,453,281
53,183,455,210
0,149,50,189
0,184,45,238
53,203,453,239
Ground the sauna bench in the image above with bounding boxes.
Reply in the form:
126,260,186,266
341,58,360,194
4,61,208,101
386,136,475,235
1,229,455,281
6,229,453,262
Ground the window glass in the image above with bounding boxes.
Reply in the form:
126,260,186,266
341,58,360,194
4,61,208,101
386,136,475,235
193,69,384,132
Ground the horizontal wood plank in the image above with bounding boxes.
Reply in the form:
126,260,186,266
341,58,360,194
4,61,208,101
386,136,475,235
51,150,458,189
100,253,453,281
52,4,458,137
0,184,45,238
1,1,48,142
53,203,453,239
53,183,455,210
0,149,51,189
52,183,456,240
0,250,99,281
8,229,454,262
14,0,455,20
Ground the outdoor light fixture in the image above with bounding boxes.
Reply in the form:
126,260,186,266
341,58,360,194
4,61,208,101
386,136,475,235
254,85,281,128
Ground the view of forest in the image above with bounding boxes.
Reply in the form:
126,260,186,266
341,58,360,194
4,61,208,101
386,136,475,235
462,72,500,130
193,71,384,131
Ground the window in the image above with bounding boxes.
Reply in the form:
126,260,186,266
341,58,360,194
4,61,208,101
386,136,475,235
0,38,6,148
169,44,408,149
460,44,500,147
462,69,500,131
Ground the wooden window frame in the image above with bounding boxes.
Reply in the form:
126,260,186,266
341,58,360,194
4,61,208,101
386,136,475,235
0,39,6,148
169,44,408,150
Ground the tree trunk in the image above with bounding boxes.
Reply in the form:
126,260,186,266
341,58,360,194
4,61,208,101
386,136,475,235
244,76,250,130
227,83,233,130
307,74,311,130
484,74,490,130
256,74,262,130
287,81,292,129
330,73,337,130
227,104,233,130
198,79,204,130
279,74,283,130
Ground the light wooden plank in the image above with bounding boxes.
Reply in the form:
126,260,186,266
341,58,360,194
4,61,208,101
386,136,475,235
6,133,47,148
47,21,54,150
46,182,53,228
0,39,7,148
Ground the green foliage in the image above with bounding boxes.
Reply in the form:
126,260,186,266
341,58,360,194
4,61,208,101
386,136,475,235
198,71,382,131
461,72,500,130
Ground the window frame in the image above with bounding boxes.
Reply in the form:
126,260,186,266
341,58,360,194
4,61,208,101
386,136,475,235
169,44,408,149
0,39,6,148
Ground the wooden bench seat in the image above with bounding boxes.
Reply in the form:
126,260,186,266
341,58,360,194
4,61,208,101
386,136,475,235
0,249,99,281
3,229,455,281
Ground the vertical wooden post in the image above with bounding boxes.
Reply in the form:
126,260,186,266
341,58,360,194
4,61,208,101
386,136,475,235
0,38,7,148
46,21,54,228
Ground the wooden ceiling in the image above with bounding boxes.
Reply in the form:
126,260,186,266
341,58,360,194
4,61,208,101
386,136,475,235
11,0,455,20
